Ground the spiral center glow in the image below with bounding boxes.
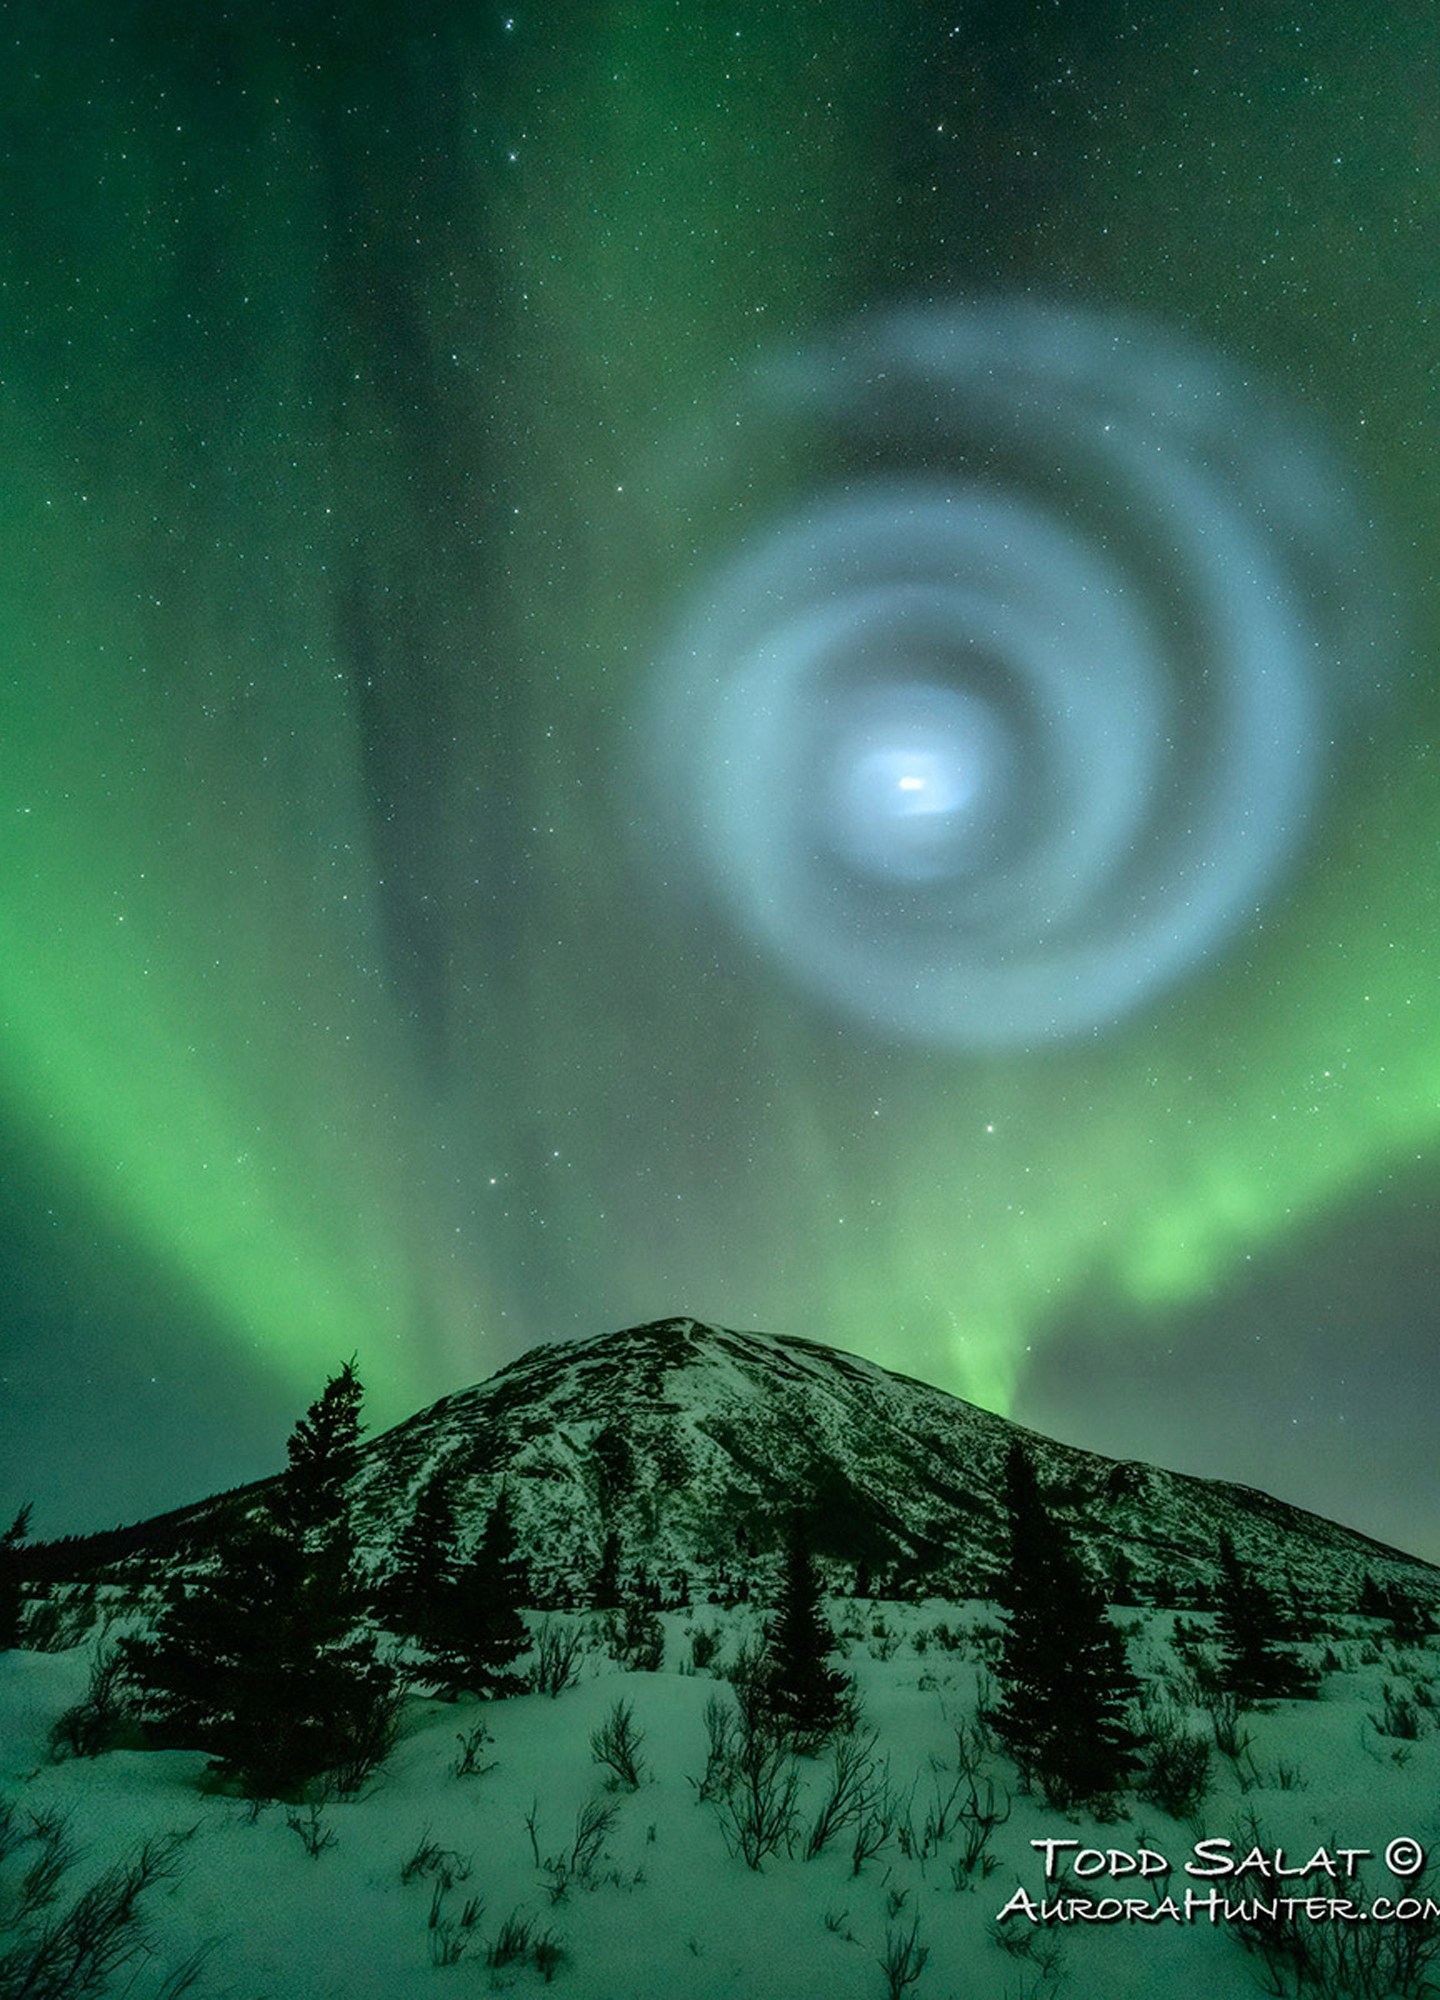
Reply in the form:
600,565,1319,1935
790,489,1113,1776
825,682,1008,884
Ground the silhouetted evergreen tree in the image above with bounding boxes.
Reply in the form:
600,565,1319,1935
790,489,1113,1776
1386,1585,1432,1646
380,1462,461,1645
0,1504,32,1651
283,1357,363,1519
1213,1531,1317,1704
122,1362,395,1796
1359,1573,1431,1645
758,1514,850,1746
592,1528,622,1610
423,1486,530,1697
992,1444,1139,1809
609,1591,665,1671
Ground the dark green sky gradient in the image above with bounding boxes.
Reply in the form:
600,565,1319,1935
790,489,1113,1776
2,1,1440,1559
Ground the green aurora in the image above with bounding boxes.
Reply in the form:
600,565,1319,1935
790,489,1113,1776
2,1,1439,1549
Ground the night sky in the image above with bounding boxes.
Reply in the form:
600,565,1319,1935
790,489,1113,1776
2,1,1439,1561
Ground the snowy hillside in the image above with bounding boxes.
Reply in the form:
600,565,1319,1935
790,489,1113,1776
6,1599,1440,2000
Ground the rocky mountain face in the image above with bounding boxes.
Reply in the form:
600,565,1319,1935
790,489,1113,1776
302,1319,1440,1607
49,1317,1439,1611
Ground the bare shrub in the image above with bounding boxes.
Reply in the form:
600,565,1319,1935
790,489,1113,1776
528,1796,622,1901
950,1777,1012,1888
993,1919,1068,1989
531,1618,584,1697
689,1624,721,1671
398,1832,471,1890
1262,1759,1308,1793
804,1736,896,1856
1137,1701,1212,1821
711,1713,800,1871
532,1933,566,1982
1207,1691,1254,1762
851,1768,902,1876
486,1905,565,1981
898,1762,969,1863
1233,1894,1437,1997
487,1909,537,1966
453,1721,497,1778
973,1666,1001,1746
609,1599,665,1673
720,1635,767,1726
49,1645,139,1760
328,1677,403,1797
1371,1682,1424,1741
0,1827,195,2000
284,1803,336,1858
869,1618,899,1662
971,1618,1005,1659
879,1916,929,1998
590,1698,647,1790
427,1884,483,1966
804,1731,880,1860
690,1693,737,1802
13,1809,74,1922
22,1585,101,1654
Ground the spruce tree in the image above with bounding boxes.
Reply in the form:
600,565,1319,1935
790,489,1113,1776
122,1513,268,1752
592,1528,622,1611
379,1462,461,1647
0,1503,32,1651
423,1487,530,1698
1213,1531,1317,1704
1358,1572,1387,1621
758,1514,850,1747
1385,1584,1432,1647
122,1362,395,1796
1358,1574,1430,1646
608,1584,665,1672
992,1444,1139,1809
284,1356,363,1507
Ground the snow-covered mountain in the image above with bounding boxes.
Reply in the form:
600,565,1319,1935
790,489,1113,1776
66,1317,1437,1610
10,1319,1440,2000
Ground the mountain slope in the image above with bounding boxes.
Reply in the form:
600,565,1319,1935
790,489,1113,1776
335,1317,1434,1609
43,1317,1435,1612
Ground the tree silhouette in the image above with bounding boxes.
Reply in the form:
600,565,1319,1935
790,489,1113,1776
992,1443,1139,1808
423,1486,530,1697
0,1503,32,1651
592,1527,622,1611
379,1460,461,1647
122,1362,395,1796
1359,1571,1431,1646
1213,1530,1317,1704
284,1357,363,1505
758,1513,850,1746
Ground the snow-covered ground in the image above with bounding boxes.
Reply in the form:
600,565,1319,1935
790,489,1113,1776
4,1600,1439,2000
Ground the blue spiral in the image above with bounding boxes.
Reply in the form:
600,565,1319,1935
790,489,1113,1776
640,302,1389,1048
